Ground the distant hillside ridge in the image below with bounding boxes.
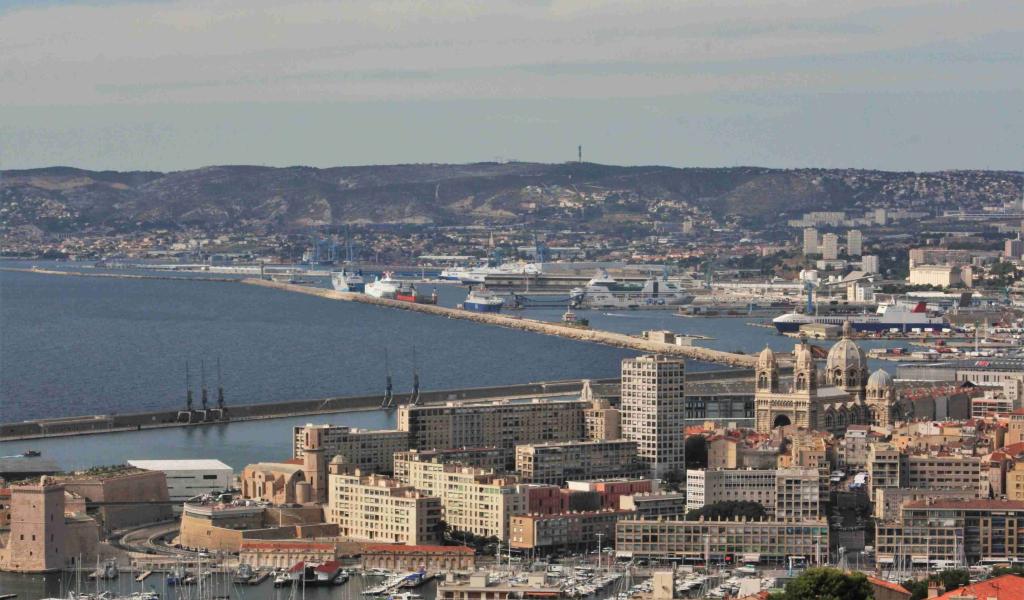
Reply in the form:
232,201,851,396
2,163,1020,233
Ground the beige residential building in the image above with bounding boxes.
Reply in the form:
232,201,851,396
867,443,903,497
1007,411,1024,447
510,509,634,551
867,443,987,498
620,355,687,478
618,491,687,519
615,518,829,564
395,457,526,540
876,499,1024,566
584,398,621,441
908,265,963,288
1009,462,1024,501
396,398,588,451
821,233,839,260
392,447,512,481
515,439,644,485
293,424,410,475
326,463,442,546
802,228,819,255
847,230,863,257
905,454,987,496
686,467,819,519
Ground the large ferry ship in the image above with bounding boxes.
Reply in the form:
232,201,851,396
457,262,544,284
772,301,949,333
330,268,365,293
462,288,505,312
570,271,695,309
365,273,400,299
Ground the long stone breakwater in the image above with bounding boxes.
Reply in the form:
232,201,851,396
243,278,759,367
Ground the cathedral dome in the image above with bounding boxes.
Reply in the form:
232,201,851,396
826,323,867,374
794,341,815,371
757,346,777,370
867,368,894,390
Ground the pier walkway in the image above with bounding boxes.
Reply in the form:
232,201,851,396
243,278,758,368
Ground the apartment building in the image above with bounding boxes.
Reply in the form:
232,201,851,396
847,230,863,257
618,491,687,519
686,468,776,513
396,398,588,451
686,467,819,519
774,468,822,520
515,440,644,485
615,518,829,565
867,443,987,498
584,398,621,441
438,573,566,600
510,509,634,552
867,443,903,497
872,488,978,521
565,479,656,510
395,457,526,540
802,228,819,255
821,233,839,260
293,424,410,475
876,499,1024,567
326,465,442,546
392,447,513,481
620,355,687,478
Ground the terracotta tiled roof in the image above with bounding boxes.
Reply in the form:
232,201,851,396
868,576,910,596
240,541,335,552
936,574,1024,600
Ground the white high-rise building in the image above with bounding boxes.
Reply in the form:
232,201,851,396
620,355,686,479
802,228,819,255
862,255,880,274
821,233,839,260
847,230,863,257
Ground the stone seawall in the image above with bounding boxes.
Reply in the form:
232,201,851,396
0,379,610,441
243,278,759,368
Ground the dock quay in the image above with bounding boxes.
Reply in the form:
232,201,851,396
0,379,610,442
243,278,758,368
0,370,755,442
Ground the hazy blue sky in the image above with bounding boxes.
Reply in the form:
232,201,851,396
1,0,1021,172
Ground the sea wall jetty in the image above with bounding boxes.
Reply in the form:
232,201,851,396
0,266,236,283
243,278,759,367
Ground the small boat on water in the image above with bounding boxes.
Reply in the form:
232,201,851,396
233,563,254,584
562,307,589,328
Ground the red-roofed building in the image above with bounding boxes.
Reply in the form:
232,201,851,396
361,543,475,572
867,576,911,600
935,574,1024,600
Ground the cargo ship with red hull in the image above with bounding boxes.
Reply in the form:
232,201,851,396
395,283,438,305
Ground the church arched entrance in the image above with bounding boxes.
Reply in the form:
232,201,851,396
772,414,792,429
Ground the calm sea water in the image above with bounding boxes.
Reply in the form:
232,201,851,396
0,262,903,471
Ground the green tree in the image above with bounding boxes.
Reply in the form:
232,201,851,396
685,500,767,521
685,436,708,470
775,567,871,600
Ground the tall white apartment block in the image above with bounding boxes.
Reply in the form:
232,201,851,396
620,355,686,479
821,233,839,260
847,229,863,257
862,255,880,274
802,228,819,255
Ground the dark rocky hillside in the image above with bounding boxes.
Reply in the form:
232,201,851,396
1,163,1020,233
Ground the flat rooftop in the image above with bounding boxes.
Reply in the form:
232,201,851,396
128,459,232,471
